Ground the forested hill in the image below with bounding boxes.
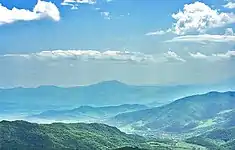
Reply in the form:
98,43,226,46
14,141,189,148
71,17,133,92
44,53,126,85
0,120,149,150
0,120,208,150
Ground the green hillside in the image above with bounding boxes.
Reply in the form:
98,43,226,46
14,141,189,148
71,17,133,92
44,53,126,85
223,140,235,150
186,126,235,150
110,92,235,134
0,120,208,150
0,120,150,150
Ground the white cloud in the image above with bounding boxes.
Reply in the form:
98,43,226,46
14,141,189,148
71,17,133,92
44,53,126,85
224,2,235,9
189,51,235,61
1,50,188,64
145,29,171,36
189,52,209,59
165,34,235,43
2,50,156,64
164,51,186,62
61,2,79,10
62,0,96,4
61,0,95,9
34,0,60,21
100,11,111,20
0,0,60,25
172,2,235,35
212,51,235,58
71,5,79,10
225,28,234,35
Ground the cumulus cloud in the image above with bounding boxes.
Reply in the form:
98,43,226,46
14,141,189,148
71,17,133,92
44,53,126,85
164,51,186,62
0,0,60,25
2,50,156,63
225,28,234,35
189,51,235,61
165,34,235,43
1,50,188,64
224,1,235,9
34,0,60,21
172,2,235,35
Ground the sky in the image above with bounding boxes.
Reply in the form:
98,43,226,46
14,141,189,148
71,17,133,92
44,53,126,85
0,0,235,87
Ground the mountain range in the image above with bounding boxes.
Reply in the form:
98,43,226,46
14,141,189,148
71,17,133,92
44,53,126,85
24,90,235,141
28,104,148,123
0,82,235,149
109,91,235,137
186,126,235,150
0,80,234,115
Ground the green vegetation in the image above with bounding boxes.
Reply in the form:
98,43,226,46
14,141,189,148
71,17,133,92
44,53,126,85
0,120,150,150
185,137,221,150
114,147,148,150
0,120,209,150
186,126,235,150
195,119,216,129
111,91,235,134
1,91,235,150
223,140,235,150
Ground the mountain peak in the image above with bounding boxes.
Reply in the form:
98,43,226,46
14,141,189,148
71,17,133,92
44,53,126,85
92,80,127,87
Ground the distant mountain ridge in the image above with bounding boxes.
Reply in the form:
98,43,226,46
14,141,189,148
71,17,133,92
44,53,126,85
109,91,235,136
28,104,148,123
0,80,233,114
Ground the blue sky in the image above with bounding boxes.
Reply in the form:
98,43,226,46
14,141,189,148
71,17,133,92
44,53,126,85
0,0,235,87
